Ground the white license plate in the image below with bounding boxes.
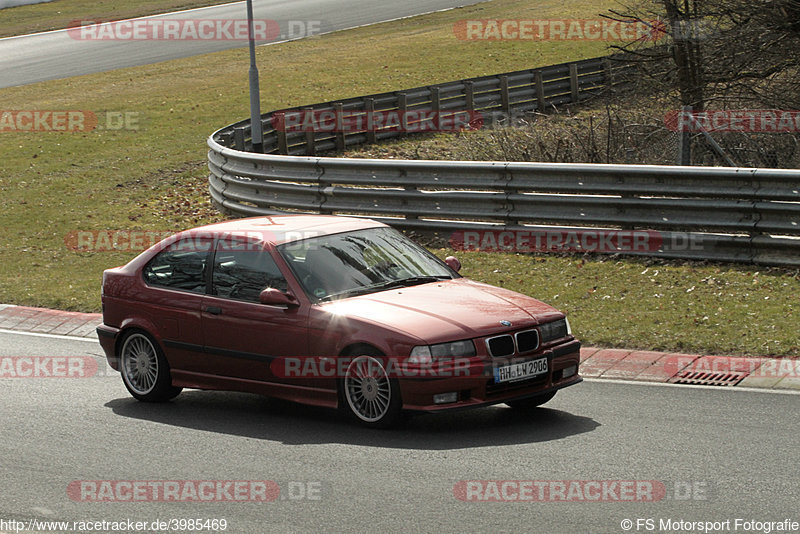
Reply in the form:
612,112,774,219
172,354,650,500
494,357,548,383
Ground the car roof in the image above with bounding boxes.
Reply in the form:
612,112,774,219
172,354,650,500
183,214,388,245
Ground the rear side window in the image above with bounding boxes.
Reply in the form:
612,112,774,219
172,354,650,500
143,238,210,294
212,248,288,303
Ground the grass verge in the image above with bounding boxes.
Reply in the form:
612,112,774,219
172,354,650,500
0,0,235,38
0,0,796,356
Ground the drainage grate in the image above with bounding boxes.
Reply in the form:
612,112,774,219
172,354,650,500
670,370,747,386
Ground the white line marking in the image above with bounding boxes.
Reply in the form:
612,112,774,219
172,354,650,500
254,5,472,49
0,328,99,343
583,377,800,395
0,0,245,42
1,1,473,44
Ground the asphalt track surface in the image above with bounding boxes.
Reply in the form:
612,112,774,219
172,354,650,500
0,0,483,88
1,330,798,533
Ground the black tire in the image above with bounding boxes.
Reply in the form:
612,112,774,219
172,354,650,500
340,355,402,429
119,330,182,402
506,390,557,409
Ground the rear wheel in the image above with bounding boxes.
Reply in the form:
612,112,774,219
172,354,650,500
341,355,402,429
506,391,557,409
119,331,182,402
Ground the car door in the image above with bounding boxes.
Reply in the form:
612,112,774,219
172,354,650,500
200,239,310,388
140,235,211,379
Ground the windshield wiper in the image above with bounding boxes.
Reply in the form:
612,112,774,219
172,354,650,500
373,275,449,290
319,276,450,302
320,285,385,301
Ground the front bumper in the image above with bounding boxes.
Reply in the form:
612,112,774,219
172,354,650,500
399,339,582,412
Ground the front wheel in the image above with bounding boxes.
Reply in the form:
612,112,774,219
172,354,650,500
119,330,182,402
506,391,557,409
341,356,402,429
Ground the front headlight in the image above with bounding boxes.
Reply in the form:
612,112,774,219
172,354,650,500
539,318,570,343
408,345,432,365
431,340,476,358
409,340,476,365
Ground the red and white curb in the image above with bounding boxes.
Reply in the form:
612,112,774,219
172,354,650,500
0,305,100,339
1,305,797,390
580,348,800,390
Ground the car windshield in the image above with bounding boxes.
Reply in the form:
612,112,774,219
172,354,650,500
277,227,457,301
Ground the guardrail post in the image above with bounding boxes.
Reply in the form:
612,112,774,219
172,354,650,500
274,112,289,155
535,71,546,112
430,86,441,112
429,87,442,131
276,130,288,154
500,75,511,114
397,92,408,133
602,57,613,89
334,102,346,152
569,64,580,103
364,97,377,144
233,127,246,151
464,81,475,111
302,107,316,156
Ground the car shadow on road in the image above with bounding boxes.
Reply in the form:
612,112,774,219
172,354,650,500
106,390,599,449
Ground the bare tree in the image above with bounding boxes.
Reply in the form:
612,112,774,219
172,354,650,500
607,0,800,110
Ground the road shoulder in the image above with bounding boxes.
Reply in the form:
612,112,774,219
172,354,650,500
2,304,797,390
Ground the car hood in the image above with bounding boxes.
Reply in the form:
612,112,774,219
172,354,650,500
321,278,564,344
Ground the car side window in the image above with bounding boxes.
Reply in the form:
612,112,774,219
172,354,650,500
212,248,288,303
142,239,210,294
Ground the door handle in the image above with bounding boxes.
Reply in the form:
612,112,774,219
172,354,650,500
205,306,222,315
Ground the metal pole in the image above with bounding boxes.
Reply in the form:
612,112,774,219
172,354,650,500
689,113,737,167
246,0,263,153
678,105,691,165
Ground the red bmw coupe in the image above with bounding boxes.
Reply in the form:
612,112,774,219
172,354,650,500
98,215,581,427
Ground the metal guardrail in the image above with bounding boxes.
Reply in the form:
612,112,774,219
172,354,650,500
207,54,800,266
214,55,633,154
